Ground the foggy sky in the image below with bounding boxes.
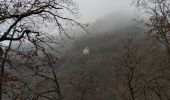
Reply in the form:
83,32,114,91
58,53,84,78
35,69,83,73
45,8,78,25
78,0,134,22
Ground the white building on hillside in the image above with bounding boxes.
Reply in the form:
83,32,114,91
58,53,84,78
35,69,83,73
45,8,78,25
83,47,90,55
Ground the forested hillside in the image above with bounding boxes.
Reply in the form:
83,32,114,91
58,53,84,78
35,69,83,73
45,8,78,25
57,15,170,100
1,0,170,100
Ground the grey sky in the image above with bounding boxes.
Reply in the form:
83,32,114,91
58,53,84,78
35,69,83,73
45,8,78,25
77,0,134,22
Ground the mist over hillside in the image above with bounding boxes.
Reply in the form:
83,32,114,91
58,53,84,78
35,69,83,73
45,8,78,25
1,0,170,100
88,12,134,34
58,13,144,75
60,12,139,52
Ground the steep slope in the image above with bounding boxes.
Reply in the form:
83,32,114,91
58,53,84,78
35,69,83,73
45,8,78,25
58,14,144,75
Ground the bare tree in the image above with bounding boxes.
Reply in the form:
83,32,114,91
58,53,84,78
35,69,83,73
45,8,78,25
30,54,63,100
0,0,85,100
114,35,170,100
114,37,145,100
131,1,170,99
133,0,170,60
